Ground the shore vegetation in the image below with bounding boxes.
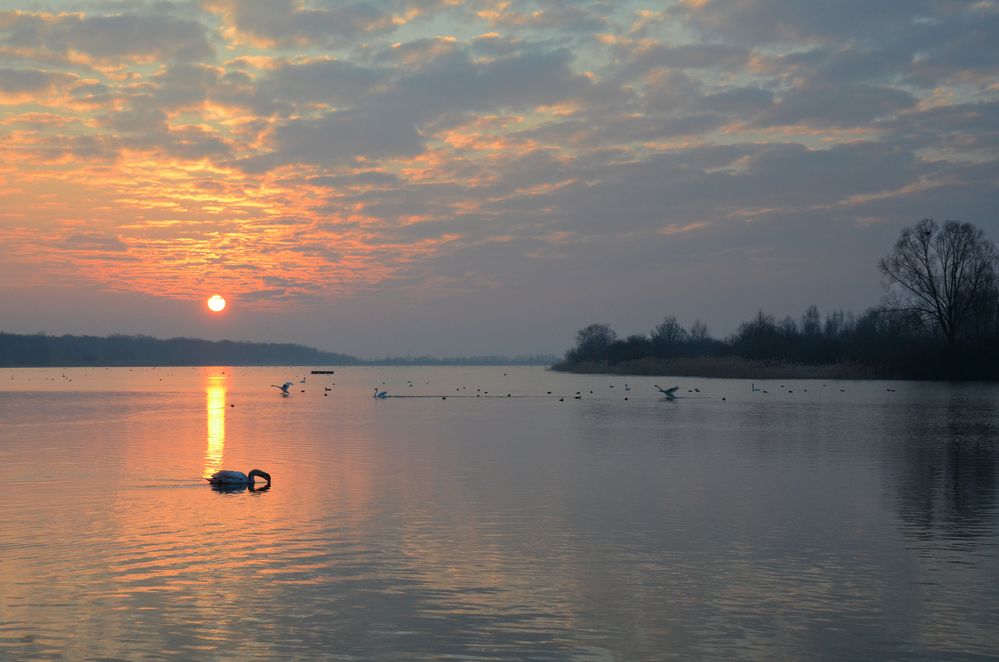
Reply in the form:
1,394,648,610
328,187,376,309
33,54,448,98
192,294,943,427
555,220,999,380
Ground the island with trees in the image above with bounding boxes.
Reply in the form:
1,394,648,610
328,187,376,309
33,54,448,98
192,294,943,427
0,332,557,367
0,333,359,367
554,219,999,380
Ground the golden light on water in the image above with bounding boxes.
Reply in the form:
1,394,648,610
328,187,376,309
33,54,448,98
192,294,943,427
203,373,226,478
207,295,226,312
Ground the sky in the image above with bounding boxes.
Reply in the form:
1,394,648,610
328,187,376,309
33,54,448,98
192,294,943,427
0,0,996,357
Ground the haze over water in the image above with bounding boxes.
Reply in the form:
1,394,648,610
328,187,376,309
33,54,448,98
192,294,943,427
2,366,998,659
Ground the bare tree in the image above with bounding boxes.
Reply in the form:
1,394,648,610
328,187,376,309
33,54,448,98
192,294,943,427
688,320,710,342
800,305,821,336
879,219,998,345
569,323,617,362
650,315,687,344
575,323,616,349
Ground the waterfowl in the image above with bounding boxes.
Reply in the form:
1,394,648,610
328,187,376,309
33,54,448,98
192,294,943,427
207,469,271,487
654,385,679,400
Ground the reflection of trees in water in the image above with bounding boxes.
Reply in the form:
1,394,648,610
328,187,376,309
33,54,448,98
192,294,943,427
890,393,999,541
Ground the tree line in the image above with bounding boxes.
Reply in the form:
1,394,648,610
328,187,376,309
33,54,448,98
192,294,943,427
0,332,558,367
556,219,999,380
0,333,357,367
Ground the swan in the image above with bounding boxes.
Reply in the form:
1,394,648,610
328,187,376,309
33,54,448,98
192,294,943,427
271,381,293,395
207,469,271,486
373,387,388,399
654,384,679,401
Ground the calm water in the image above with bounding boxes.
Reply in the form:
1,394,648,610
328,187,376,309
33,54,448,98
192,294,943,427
1,366,998,660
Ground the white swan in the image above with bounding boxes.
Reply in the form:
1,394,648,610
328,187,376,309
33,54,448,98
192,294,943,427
207,469,271,486
654,384,679,400
271,381,293,395
373,387,388,399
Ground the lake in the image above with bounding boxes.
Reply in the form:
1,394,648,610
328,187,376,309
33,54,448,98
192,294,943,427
1,366,998,659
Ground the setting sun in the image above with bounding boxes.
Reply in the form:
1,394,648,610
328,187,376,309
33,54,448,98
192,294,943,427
207,295,226,312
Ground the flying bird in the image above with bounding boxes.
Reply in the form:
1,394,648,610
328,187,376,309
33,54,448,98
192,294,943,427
271,381,293,395
654,385,679,401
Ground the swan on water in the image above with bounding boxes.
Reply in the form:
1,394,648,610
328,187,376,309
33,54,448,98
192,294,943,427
654,384,679,400
207,469,271,486
373,387,388,399
271,381,293,395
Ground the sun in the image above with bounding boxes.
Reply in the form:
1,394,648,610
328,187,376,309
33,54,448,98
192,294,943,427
207,294,226,312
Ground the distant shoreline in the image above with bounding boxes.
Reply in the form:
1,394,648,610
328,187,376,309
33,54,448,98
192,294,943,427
0,361,553,368
0,331,555,368
552,357,886,380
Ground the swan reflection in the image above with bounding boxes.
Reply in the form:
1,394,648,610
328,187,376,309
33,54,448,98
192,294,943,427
210,481,271,494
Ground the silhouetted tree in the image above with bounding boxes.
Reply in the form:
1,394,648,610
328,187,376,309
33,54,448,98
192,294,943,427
732,311,781,360
556,300,999,378
879,219,998,346
801,305,821,337
576,323,616,347
823,310,854,338
688,320,710,342
969,276,999,344
649,316,687,358
650,316,687,345
568,323,617,362
555,221,999,378
608,334,652,362
779,316,797,337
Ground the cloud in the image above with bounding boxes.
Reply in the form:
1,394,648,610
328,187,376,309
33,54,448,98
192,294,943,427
257,57,386,110
204,0,396,47
673,0,947,44
0,10,214,64
477,3,609,32
0,0,996,355
305,171,401,188
150,63,223,109
0,67,75,97
252,107,424,168
381,47,593,119
244,46,593,169
758,83,917,127
618,42,748,77
58,231,128,252
880,100,999,156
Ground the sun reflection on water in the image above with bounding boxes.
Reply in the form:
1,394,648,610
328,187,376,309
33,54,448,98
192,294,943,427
203,372,226,478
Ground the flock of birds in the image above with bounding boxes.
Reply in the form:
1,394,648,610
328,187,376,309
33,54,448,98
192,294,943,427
271,373,712,402
272,376,680,402
265,377,883,403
